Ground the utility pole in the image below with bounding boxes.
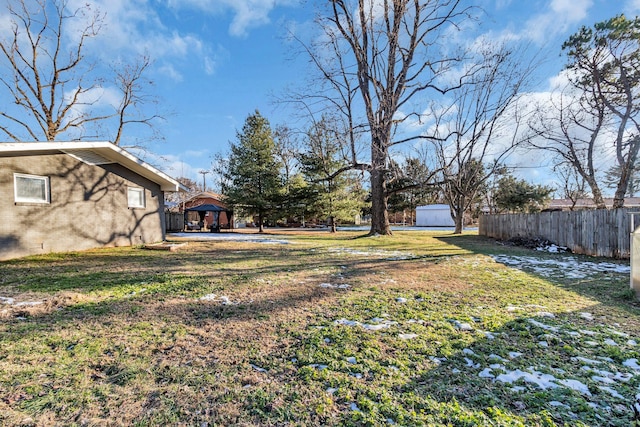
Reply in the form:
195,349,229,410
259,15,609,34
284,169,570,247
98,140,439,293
199,170,210,192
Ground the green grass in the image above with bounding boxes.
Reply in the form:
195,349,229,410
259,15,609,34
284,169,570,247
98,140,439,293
0,230,638,426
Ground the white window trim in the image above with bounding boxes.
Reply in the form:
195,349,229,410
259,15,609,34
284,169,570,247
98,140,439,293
127,186,146,208
14,173,50,204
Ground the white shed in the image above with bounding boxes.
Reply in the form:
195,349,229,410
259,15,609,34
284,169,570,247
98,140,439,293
416,204,454,227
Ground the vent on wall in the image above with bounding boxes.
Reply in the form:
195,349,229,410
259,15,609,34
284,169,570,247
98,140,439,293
62,149,113,165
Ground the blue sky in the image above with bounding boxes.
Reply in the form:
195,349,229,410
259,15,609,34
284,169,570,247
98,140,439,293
2,0,638,190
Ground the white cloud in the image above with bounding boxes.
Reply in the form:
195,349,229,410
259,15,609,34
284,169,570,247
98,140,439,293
158,63,183,82
65,0,211,76
625,0,640,14
522,0,593,43
168,0,298,37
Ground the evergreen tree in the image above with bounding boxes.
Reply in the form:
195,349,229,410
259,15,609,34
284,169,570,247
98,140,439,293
299,117,366,232
223,111,283,232
493,175,553,213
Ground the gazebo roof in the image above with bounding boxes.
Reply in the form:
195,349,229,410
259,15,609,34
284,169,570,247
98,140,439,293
185,204,225,212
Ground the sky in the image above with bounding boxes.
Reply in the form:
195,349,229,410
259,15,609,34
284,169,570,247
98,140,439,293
1,0,639,192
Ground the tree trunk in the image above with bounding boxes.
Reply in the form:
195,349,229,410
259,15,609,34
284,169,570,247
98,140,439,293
329,216,337,233
369,167,391,235
453,204,465,235
258,211,264,233
588,180,607,209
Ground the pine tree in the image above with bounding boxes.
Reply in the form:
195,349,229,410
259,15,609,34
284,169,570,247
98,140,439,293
223,111,283,232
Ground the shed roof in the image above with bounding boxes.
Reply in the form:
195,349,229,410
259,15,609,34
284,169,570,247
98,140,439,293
0,141,185,192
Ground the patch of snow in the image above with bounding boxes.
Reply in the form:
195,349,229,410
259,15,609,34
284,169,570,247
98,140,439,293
592,376,616,385
488,354,506,362
585,341,599,346
429,356,444,366
628,339,637,346
557,379,591,396
464,358,480,369
319,283,351,289
0,297,43,306
597,386,624,399
452,368,461,374
536,312,555,318
462,348,476,356
309,364,328,370
346,357,357,364
495,368,558,390
453,320,473,331
572,356,603,365
250,364,267,373
398,333,418,340
508,352,523,359
326,387,337,394
482,331,496,340
538,341,549,348
623,359,640,371
363,322,395,331
579,329,597,336
528,319,559,332
170,232,291,245
491,255,630,279
395,297,407,303
549,401,570,409
349,403,361,412
13,301,43,307
479,368,495,378
604,339,618,346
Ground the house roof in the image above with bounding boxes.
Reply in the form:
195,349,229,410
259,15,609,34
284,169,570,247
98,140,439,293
547,197,640,209
0,141,186,192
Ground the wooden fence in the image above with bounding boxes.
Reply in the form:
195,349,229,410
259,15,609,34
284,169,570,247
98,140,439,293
165,212,184,233
479,208,640,259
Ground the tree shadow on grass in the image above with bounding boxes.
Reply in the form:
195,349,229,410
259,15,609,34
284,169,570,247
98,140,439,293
434,234,640,315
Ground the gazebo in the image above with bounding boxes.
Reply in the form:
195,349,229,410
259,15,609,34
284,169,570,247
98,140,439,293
184,204,232,232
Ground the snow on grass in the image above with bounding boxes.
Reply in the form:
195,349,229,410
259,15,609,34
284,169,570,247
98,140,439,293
319,283,351,289
491,254,630,279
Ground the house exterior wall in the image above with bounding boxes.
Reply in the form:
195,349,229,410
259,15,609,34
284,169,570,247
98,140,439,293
415,204,455,227
0,153,165,260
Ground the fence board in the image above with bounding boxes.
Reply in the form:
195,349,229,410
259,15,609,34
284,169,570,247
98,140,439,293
479,208,635,258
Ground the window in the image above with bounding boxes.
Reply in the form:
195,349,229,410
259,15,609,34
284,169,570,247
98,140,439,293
127,187,145,208
14,174,49,203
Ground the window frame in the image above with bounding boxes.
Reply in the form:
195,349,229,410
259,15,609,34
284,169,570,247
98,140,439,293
14,173,50,204
127,186,146,209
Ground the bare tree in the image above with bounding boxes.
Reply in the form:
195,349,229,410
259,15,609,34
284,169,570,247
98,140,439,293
0,0,161,145
528,85,609,209
554,163,588,210
292,0,472,235
531,15,640,209
433,42,534,233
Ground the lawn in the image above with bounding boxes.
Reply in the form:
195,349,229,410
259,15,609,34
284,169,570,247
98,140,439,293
0,230,638,426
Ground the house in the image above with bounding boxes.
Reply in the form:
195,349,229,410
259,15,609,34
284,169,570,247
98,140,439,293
545,197,640,211
0,141,184,260
181,192,234,231
415,204,455,227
